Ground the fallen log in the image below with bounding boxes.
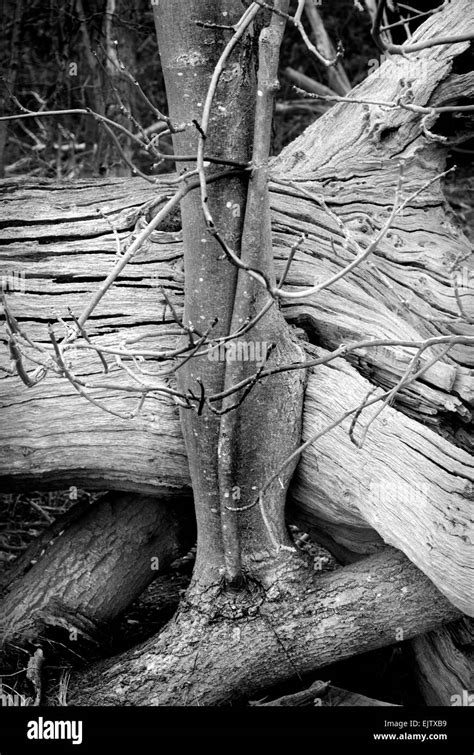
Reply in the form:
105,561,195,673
67,547,460,706
0,170,473,613
290,502,473,707
410,617,474,705
250,679,398,706
0,490,195,662
291,349,474,616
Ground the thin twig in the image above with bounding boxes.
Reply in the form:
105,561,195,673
291,85,474,114
67,308,109,373
207,333,474,403
353,341,454,446
372,0,474,54
273,166,454,299
253,0,342,67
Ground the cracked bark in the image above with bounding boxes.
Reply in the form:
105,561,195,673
0,491,195,664
67,547,459,705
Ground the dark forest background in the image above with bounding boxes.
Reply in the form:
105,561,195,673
1,0,444,178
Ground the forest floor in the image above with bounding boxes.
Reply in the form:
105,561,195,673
0,489,424,706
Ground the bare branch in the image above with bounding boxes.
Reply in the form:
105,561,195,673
273,166,454,299
284,67,339,99
253,0,342,67
260,336,466,497
290,85,474,115
303,0,351,94
372,0,474,53
207,333,474,404
66,308,109,373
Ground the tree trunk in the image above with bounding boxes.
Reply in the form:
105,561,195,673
67,547,459,705
101,0,136,177
152,0,308,596
0,0,23,177
75,0,136,176
0,491,195,663
410,618,474,705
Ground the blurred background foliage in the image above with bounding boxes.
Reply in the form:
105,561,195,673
0,0,383,178
3,1,466,177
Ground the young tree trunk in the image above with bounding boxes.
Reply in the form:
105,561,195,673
153,0,306,594
101,0,136,177
75,0,136,176
0,0,23,177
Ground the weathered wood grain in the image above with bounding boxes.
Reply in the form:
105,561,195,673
411,618,474,705
1,0,473,618
291,349,474,616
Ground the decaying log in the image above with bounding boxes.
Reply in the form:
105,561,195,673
0,262,471,614
67,547,460,705
251,679,398,706
410,618,474,705
0,216,473,609
0,176,188,495
272,0,474,419
292,482,473,708
0,490,194,660
291,348,474,616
